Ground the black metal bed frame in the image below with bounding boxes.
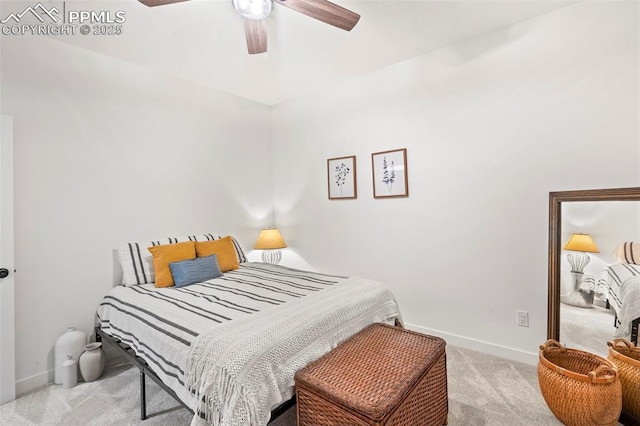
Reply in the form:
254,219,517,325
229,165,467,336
611,311,639,346
607,312,640,426
631,318,639,345
95,327,296,422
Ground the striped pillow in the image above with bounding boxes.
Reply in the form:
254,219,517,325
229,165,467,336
616,242,640,264
118,238,175,286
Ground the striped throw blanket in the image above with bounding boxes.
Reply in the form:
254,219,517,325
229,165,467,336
185,277,401,426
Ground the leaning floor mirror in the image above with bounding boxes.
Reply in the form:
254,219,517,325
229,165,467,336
547,187,640,424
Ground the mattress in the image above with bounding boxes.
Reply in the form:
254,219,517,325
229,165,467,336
96,262,401,424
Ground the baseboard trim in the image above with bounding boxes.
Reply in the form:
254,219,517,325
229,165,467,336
405,323,538,366
16,369,53,397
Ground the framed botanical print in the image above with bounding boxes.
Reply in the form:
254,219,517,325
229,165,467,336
327,155,357,199
371,148,408,198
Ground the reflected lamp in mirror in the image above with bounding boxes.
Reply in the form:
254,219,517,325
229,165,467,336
254,228,287,265
563,233,599,274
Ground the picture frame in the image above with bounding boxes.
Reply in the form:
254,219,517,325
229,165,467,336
371,148,408,198
327,155,357,200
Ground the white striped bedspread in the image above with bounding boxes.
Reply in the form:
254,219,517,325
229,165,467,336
596,263,640,339
95,263,402,424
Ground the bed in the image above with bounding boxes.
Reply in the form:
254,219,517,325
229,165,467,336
595,262,640,345
96,234,402,425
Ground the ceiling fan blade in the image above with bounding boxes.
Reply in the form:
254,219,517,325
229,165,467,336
243,18,268,54
138,0,189,7
274,0,360,31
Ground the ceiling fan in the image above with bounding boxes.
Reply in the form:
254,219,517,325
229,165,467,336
138,0,360,55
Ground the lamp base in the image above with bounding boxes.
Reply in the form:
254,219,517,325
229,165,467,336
262,249,282,265
567,251,590,274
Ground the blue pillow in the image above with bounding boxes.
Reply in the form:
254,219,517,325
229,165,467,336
169,255,223,287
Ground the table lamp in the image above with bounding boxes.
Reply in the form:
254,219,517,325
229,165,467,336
254,228,287,265
563,233,599,273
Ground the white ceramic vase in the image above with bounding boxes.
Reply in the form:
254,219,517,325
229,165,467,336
54,327,86,384
79,342,105,382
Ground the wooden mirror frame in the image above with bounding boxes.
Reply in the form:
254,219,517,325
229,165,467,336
547,187,640,340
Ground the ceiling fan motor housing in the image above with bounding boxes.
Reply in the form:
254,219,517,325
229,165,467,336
232,0,273,20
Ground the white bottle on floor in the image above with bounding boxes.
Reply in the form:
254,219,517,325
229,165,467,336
62,354,77,389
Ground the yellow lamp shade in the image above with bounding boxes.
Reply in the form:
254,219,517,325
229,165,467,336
563,233,599,253
254,228,287,250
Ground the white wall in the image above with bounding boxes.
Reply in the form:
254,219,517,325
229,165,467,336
271,1,640,363
1,36,273,392
1,0,639,396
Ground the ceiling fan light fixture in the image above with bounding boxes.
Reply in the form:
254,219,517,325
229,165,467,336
232,0,273,20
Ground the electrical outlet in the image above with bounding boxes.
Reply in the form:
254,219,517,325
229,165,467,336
517,311,529,327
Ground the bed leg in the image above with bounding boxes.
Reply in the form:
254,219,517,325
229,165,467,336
140,370,147,420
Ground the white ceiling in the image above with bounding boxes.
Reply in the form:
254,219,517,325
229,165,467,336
46,0,576,105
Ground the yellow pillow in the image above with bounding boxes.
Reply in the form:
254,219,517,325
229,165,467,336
148,241,196,288
195,236,239,272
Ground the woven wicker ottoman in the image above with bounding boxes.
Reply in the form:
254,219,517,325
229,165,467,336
294,323,448,426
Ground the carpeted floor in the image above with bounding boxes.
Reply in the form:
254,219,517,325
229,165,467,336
0,344,625,425
560,302,618,358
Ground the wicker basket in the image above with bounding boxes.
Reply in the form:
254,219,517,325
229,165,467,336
607,338,640,419
295,323,448,426
538,339,621,426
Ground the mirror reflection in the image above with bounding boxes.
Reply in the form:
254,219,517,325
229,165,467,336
559,201,640,357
